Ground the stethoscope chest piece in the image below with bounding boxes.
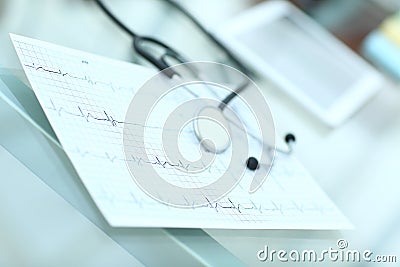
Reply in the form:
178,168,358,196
194,106,231,154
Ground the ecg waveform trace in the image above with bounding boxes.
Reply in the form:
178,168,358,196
72,147,200,173
24,62,135,93
47,98,123,126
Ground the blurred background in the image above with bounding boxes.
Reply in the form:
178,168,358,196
1,0,400,266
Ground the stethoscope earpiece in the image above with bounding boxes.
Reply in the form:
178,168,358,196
285,133,296,144
246,157,259,171
246,133,296,171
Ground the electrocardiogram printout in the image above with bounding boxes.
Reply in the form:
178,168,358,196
11,34,352,229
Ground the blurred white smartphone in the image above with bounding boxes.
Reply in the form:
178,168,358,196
214,0,385,127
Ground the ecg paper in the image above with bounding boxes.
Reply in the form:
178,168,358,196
11,34,351,229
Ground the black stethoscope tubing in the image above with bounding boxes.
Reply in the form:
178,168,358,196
94,0,295,170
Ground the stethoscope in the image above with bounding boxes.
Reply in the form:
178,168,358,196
94,0,296,171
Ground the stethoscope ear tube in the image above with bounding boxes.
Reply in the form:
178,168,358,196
284,133,296,153
133,36,178,78
275,133,296,154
